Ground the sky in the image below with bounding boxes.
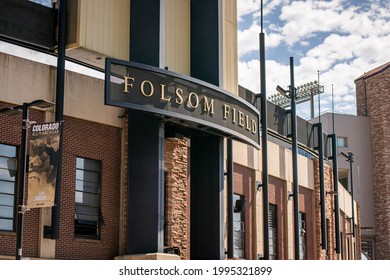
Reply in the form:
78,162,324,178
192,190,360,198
237,0,390,119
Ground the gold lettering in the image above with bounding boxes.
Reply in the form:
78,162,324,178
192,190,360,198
140,80,154,97
223,104,230,119
238,111,245,127
160,84,171,102
187,92,199,108
175,88,184,104
251,119,257,134
232,108,237,124
123,76,135,93
203,97,214,115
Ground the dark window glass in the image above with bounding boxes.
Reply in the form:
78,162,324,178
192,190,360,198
0,144,17,231
233,194,245,258
269,203,278,260
74,157,102,238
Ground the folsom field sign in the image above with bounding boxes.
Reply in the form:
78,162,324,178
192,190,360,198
105,58,260,149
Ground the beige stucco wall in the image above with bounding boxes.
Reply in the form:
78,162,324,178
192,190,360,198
0,52,123,128
78,0,130,60
163,0,190,75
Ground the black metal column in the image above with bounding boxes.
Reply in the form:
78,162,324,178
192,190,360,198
190,135,224,260
190,0,224,260
259,0,269,258
289,57,300,260
227,139,234,259
349,157,355,237
329,134,341,254
127,0,163,254
126,111,165,254
15,103,28,259
130,0,160,66
51,0,67,240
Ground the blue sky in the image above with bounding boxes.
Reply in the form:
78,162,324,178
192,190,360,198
237,0,390,119
26,0,390,119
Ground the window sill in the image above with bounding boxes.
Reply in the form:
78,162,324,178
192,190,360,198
74,236,101,243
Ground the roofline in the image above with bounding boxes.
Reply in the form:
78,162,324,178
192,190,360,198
355,61,390,82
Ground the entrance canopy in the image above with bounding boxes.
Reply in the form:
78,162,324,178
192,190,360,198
105,58,260,149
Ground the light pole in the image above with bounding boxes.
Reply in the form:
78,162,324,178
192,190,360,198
0,99,54,260
275,57,300,259
340,151,355,237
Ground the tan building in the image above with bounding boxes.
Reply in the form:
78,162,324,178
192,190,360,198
312,112,373,259
0,0,359,260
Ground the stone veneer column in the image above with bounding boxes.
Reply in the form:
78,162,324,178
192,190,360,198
164,138,190,259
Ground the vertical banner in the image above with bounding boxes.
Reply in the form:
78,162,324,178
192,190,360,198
27,122,62,208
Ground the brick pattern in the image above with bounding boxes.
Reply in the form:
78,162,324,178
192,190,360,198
233,163,255,259
0,103,44,258
164,137,190,260
355,66,390,259
268,175,286,259
313,160,337,260
55,117,122,259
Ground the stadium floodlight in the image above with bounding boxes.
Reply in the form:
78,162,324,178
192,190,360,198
269,80,324,118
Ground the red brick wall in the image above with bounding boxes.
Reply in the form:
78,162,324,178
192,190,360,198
233,163,255,260
299,186,315,260
268,175,285,259
268,175,314,259
355,66,390,259
0,103,44,258
313,160,334,259
55,117,121,259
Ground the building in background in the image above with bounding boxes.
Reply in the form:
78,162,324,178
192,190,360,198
0,0,359,260
311,113,374,259
355,62,390,260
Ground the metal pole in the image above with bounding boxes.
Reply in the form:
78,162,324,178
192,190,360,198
349,153,355,237
259,14,269,259
289,57,300,260
227,138,234,258
317,123,327,250
15,103,28,260
330,134,341,254
51,0,67,239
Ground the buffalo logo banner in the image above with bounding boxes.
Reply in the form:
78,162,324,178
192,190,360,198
27,122,62,209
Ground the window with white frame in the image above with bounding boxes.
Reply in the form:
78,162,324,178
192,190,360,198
337,136,348,148
0,144,17,231
74,157,102,238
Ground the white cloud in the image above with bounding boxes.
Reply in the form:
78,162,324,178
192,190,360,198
237,0,390,117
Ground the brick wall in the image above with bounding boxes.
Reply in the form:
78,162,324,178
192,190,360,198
233,163,255,259
268,175,286,259
355,65,390,259
313,159,336,260
0,103,44,258
55,117,122,259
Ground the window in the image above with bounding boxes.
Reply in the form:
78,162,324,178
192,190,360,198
269,204,278,260
233,194,245,258
361,239,374,260
0,144,17,231
28,0,52,7
337,136,348,148
338,169,349,190
298,212,307,260
74,157,102,238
